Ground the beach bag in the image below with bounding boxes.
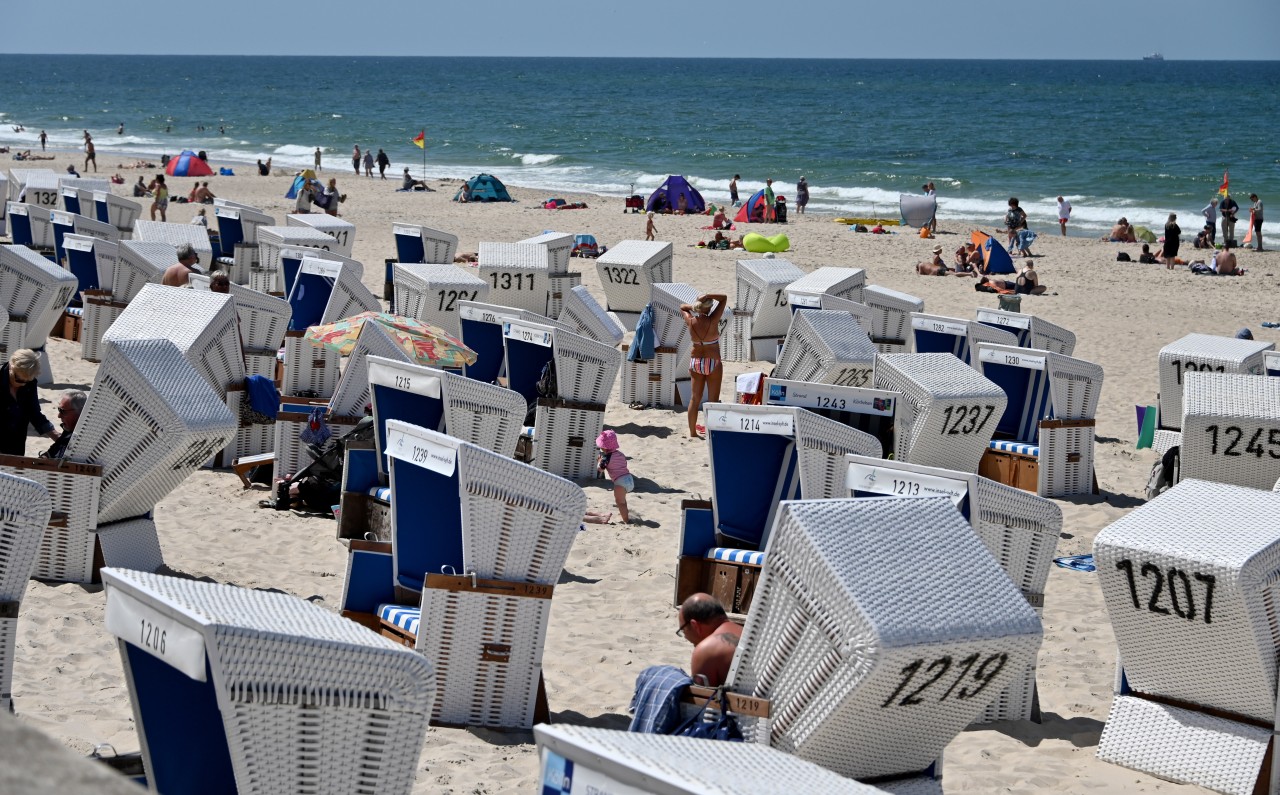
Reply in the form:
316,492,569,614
673,687,743,742
1145,445,1180,499
536,359,558,399
1116,252,1131,262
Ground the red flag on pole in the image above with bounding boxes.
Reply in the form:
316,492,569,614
1217,170,1229,197
412,130,425,149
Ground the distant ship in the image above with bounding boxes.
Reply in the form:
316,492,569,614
1143,52,1165,61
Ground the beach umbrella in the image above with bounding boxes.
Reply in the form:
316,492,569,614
304,310,477,369
165,149,215,177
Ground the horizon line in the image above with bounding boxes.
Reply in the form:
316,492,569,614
1,53,1276,62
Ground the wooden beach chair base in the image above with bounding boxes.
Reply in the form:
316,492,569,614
231,452,274,489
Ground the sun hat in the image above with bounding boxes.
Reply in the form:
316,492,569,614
595,429,619,450
931,244,943,254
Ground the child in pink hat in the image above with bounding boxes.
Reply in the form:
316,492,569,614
595,429,635,524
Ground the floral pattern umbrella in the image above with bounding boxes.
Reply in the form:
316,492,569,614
304,311,477,369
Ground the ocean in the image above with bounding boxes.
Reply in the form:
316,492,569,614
1,55,1276,236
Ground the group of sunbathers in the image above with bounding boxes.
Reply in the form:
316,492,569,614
916,241,986,277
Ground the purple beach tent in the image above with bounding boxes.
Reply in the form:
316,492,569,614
646,176,706,214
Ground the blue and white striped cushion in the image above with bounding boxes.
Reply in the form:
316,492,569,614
367,486,392,502
989,440,1040,457
705,547,765,566
66,307,84,318
377,604,420,636
216,256,235,265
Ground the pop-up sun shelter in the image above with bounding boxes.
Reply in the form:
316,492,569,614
734,189,769,223
971,230,1015,274
164,150,215,177
646,175,705,214
455,174,512,202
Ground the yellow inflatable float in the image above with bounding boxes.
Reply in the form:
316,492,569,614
741,232,790,253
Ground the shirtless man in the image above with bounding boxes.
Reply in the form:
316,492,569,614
677,593,743,687
161,244,200,287
1213,248,1238,275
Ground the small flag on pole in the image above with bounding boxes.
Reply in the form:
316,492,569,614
412,130,425,149
1217,170,1229,197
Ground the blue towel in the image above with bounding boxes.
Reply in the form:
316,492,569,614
629,664,692,734
628,302,656,363
244,375,279,420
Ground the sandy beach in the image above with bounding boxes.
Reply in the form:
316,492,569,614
8,148,1279,793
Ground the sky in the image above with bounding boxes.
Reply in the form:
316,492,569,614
7,0,1278,60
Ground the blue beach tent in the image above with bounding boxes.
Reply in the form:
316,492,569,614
285,170,321,199
980,233,1016,275
455,174,512,202
646,176,706,214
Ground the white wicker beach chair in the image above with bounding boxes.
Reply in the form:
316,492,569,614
392,263,489,336
819,293,877,335
287,212,355,257
4,203,56,252
103,567,435,795
0,455,101,583
1178,371,1280,491
774,309,878,385
131,220,213,270
875,353,1007,472
60,233,116,296
616,283,698,408
845,453,1061,723
1094,480,1280,795
557,285,625,346
723,259,806,362
7,169,60,209
534,724,891,795
785,266,866,308
763,377,901,458
863,285,925,353
103,284,246,393
49,210,118,273
212,204,274,284
1264,351,1280,378
58,185,88,217
327,322,415,419
0,471,51,712
0,243,79,384
67,338,237,524
57,177,110,216
476,242,552,315
455,300,572,384
93,191,141,238
78,240,173,363
255,225,343,293
287,256,381,332
0,174,6,237
188,275,290,356
910,312,1019,366
973,343,1105,497
1156,333,1274,432
725,497,1041,783
595,241,673,328
517,231,574,275
392,222,458,264
973,307,1076,356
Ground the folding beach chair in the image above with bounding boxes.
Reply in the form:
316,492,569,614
0,243,79,385
132,220,214,270
518,232,579,317
1155,333,1273,432
455,300,572,384
773,308,878,385
339,419,584,729
188,275,290,376
819,293,877,335
103,568,435,795
8,169,60,210
973,343,1104,497
534,725,890,795
763,377,900,457
281,256,380,396
874,353,1007,473
49,209,118,269
392,222,458,265
1094,480,1280,795
862,285,925,353
392,263,489,336
337,356,526,543
785,265,866,308
212,203,274,284
1177,371,1280,491
595,240,673,329
974,307,1076,356
845,453,1062,723
557,284,625,346
724,258,806,363
287,212,355,257
93,191,142,239
254,224,341,293
675,403,882,614
80,240,174,363
103,284,246,394
0,471,51,712
910,312,1019,366
475,241,553,316
725,497,1042,784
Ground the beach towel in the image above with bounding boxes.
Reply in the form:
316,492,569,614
245,375,279,422
628,665,692,735
629,303,656,363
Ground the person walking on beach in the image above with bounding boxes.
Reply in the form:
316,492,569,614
796,176,809,215
84,139,96,173
314,147,322,171
1249,194,1264,251
729,174,740,207
362,150,374,178
645,211,657,241
148,174,168,221
38,130,46,151
679,293,727,439
324,178,342,217
1057,196,1071,236
1004,197,1027,246
352,145,361,176
1220,193,1239,247
1201,197,1218,245
375,149,390,179
763,179,776,223
1162,213,1181,268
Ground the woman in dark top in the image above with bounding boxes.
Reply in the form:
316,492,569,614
1163,213,1181,267
1,349,58,456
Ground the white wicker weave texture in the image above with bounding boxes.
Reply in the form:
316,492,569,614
0,472,51,711
0,459,99,583
113,240,172,303
392,263,489,336
103,568,435,795
649,283,699,356
1,243,79,350
286,213,355,257
596,241,673,314
477,242,551,315
533,402,605,480
1180,371,1280,491
517,231,574,275
1094,479,1280,724
786,266,866,307
328,322,415,419
862,285,924,347
734,259,806,338
225,284,290,353
132,220,213,269
534,724,892,795
392,223,459,264
557,285,625,346
728,497,1042,781
1157,333,1274,431
819,294,877,336
552,328,622,405
67,338,237,524
774,309,878,386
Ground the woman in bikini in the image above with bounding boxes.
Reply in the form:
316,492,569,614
679,293,727,438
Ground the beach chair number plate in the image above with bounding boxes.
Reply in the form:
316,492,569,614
847,462,969,506
503,321,552,347
460,306,504,325
1203,425,1280,459
1113,558,1216,625
705,409,794,436
940,405,998,435
979,348,1045,370
787,291,821,307
977,309,1031,330
105,589,208,682
912,317,968,336
436,290,477,313
490,272,537,291
1169,360,1225,386
601,267,639,285
387,426,458,476
881,651,1009,708
829,367,873,388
